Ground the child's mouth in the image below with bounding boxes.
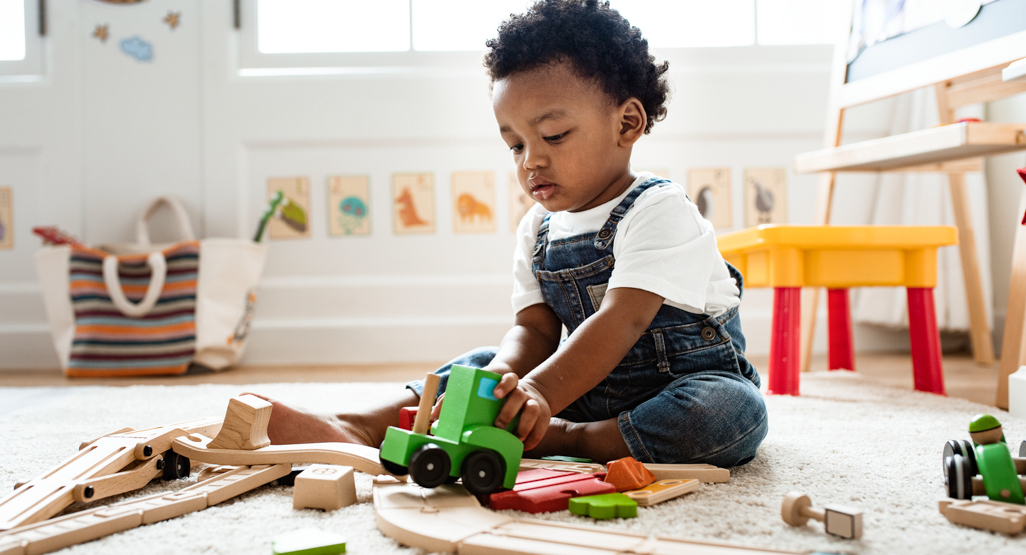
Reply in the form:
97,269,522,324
530,179,556,200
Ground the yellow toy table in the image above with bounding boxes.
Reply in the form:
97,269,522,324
718,225,958,396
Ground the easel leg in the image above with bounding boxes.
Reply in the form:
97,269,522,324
947,171,996,365
997,198,1026,408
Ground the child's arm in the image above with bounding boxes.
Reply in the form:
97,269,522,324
482,303,563,377
493,287,665,449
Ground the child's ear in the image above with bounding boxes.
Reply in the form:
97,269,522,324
617,98,647,147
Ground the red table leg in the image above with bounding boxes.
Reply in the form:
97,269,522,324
768,287,801,395
827,288,855,372
907,287,946,395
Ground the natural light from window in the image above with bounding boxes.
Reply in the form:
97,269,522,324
258,0,410,53
412,0,532,51
756,0,844,45
613,0,756,48
0,0,27,61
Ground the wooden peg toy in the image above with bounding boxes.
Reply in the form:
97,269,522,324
643,463,730,483
272,528,347,555
568,492,637,519
623,478,699,507
939,498,1026,534
781,492,862,539
293,465,357,511
603,457,656,492
207,395,272,451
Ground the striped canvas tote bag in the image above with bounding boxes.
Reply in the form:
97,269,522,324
35,197,266,377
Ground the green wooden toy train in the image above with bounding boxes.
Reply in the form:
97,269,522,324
379,365,524,495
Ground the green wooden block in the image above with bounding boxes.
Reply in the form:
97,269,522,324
568,493,638,519
541,455,593,463
272,528,346,555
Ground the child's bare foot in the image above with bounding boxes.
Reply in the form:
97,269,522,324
243,393,376,447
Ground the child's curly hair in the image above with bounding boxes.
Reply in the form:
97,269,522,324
484,0,670,134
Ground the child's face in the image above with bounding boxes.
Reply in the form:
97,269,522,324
493,61,640,213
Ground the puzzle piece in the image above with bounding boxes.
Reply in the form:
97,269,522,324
489,469,614,513
568,493,638,519
624,479,700,507
272,528,347,555
604,457,656,492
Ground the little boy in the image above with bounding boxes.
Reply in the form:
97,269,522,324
258,0,767,467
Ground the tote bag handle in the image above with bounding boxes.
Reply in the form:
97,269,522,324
136,197,196,246
102,252,168,318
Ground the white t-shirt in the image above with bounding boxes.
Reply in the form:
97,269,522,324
512,172,740,317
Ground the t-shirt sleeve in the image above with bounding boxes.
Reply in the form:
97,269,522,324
608,187,719,313
511,204,548,314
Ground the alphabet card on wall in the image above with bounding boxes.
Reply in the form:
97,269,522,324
0,187,12,250
452,172,496,234
744,168,787,227
509,173,535,233
393,173,435,235
687,168,732,229
267,177,311,240
327,175,371,237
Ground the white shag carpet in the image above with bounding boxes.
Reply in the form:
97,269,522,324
2,372,1025,555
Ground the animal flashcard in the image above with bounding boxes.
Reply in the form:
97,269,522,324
687,168,732,229
392,173,435,235
327,175,371,237
452,172,496,234
744,168,787,227
509,173,535,233
0,187,11,250
267,177,311,240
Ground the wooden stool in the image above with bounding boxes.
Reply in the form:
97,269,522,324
718,225,957,396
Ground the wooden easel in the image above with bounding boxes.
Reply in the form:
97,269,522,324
794,1,1026,409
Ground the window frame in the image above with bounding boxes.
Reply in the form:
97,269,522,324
0,0,45,80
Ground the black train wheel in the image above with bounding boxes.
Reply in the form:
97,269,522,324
945,454,974,500
942,439,976,483
379,442,409,476
461,450,504,496
409,443,451,488
162,450,191,480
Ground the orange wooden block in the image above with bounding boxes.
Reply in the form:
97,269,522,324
603,457,656,492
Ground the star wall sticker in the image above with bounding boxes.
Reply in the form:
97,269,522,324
93,24,110,43
163,11,181,30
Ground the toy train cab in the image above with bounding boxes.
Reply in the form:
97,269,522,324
379,365,523,495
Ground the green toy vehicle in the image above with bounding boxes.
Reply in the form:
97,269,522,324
943,414,1025,505
379,365,524,495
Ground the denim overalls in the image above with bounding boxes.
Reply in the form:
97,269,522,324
409,178,768,467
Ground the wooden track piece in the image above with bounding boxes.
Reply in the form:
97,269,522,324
0,464,289,555
293,465,356,511
0,418,221,531
72,456,164,503
173,433,396,478
489,470,615,513
624,479,700,507
603,457,656,492
207,395,272,451
644,463,730,483
939,498,1026,534
78,428,134,451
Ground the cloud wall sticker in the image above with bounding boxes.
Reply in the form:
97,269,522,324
120,36,153,62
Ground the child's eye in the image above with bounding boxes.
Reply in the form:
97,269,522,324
510,143,524,154
544,132,567,142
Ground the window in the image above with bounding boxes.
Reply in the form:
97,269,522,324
0,0,44,78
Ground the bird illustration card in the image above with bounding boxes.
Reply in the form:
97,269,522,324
327,175,371,237
744,168,787,227
267,177,311,240
452,172,496,234
509,172,535,233
687,168,732,229
392,173,435,235
0,187,12,250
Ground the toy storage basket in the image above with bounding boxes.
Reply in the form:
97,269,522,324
35,197,267,377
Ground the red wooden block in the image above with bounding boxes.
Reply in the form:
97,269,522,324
603,457,656,492
489,469,613,513
398,407,417,431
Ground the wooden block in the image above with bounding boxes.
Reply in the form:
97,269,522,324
519,459,605,474
939,498,1026,534
623,479,700,507
293,465,357,512
643,463,730,483
207,395,272,451
489,471,614,513
568,493,637,519
823,505,863,540
272,528,347,555
398,407,416,431
603,457,656,492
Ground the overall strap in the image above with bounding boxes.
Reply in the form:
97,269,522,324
594,177,671,251
532,212,553,264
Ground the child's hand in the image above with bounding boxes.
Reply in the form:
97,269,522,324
429,393,445,419
492,373,551,451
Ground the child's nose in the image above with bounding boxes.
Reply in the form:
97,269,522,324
522,145,547,170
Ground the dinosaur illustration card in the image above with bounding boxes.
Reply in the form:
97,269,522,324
392,173,435,235
687,168,732,229
0,187,12,250
509,173,535,233
327,175,371,237
452,172,496,234
267,177,311,240
744,168,787,227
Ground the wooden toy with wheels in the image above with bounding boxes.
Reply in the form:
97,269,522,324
379,366,523,495
942,414,1026,505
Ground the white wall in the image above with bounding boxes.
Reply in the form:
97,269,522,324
3,0,1012,370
